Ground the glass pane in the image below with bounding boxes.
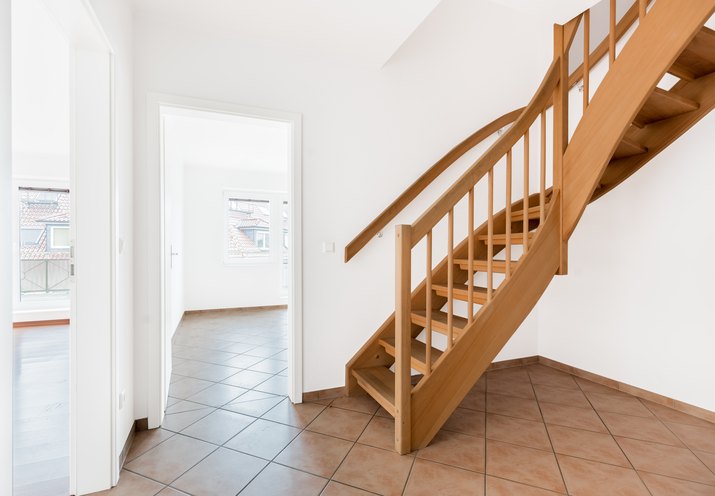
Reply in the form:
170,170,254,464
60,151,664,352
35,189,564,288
226,198,271,259
19,187,71,301
51,226,70,249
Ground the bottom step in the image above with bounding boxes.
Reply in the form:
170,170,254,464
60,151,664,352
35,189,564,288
352,366,396,416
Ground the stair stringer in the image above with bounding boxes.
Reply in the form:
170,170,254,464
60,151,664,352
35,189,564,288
345,193,545,395
563,0,715,238
410,194,561,450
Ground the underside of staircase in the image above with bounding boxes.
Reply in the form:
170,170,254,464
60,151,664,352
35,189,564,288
344,0,715,454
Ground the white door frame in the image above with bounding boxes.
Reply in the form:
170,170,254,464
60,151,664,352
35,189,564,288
146,93,303,429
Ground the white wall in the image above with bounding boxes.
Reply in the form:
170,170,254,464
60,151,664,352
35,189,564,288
0,0,13,492
537,111,715,413
183,165,288,311
87,0,135,480
133,0,554,402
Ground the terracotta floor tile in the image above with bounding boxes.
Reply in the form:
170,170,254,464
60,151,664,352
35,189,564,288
461,387,487,412
126,428,175,462
320,481,375,495
180,409,255,445
329,395,380,415
526,367,579,390
616,437,715,486
156,487,190,496
162,404,216,433
486,414,552,451
557,455,649,495
357,415,395,451
488,367,530,383
417,429,485,472
694,449,715,473
333,444,414,496
375,406,393,418
94,470,165,495
485,439,565,493
240,463,328,496
487,377,536,400
124,434,216,484
575,378,628,396
221,369,274,389
533,384,591,409
443,408,486,437
274,430,353,478
172,447,267,496
225,418,301,460
643,401,715,430
546,424,630,467
223,390,284,417
487,393,542,421
404,458,484,496
168,377,214,399
185,383,247,407
539,401,607,433
600,411,684,447
639,471,715,496
485,475,564,495
261,398,326,428
253,375,288,395
665,421,715,454
306,406,372,442
586,392,653,418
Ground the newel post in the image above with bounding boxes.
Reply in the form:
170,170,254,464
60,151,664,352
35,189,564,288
395,225,412,454
553,23,569,275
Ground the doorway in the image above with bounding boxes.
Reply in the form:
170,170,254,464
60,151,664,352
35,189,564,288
148,96,303,429
9,0,117,494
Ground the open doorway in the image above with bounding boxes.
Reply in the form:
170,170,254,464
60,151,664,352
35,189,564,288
11,2,72,494
148,96,302,430
10,0,118,494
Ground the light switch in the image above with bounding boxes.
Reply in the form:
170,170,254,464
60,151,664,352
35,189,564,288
322,242,335,253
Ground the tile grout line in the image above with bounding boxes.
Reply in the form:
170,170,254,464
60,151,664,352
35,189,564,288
572,376,655,496
524,366,570,495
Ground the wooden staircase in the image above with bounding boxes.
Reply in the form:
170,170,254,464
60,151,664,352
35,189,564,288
344,0,715,454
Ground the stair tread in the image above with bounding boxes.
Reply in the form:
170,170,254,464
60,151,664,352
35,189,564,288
432,283,488,304
352,367,396,416
510,205,545,222
670,26,715,80
411,310,468,335
613,137,648,160
379,337,443,374
454,258,517,273
633,87,699,127
477,232,535,244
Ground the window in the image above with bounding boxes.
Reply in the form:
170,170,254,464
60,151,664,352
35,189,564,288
18,187,71,300
49,225,70,250
225,198,272,259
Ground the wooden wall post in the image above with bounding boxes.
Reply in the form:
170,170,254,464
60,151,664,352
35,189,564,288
394,225,412,454
553,23,569,275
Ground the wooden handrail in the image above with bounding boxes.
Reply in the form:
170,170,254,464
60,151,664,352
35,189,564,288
343,107,523,262
344,0,644,263
410,60,559,246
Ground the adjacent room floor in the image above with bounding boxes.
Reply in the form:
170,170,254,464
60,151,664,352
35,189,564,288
13,325,70,496
105,308,715,495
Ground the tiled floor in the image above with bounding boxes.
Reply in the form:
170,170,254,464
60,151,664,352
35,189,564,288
104,308,715,495
13,325,70,496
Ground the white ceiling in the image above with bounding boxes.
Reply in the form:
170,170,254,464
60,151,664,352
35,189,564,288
163,108,291,175
131,0,442,66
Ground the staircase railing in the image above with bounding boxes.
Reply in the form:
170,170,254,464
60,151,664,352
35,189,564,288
344,0,649,263
391,0,661,454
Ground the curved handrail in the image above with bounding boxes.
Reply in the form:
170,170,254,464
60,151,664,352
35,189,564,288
411,60,559,245
343,107,524,262
343,0,643,262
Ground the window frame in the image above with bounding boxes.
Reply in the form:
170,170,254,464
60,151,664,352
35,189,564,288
223,189,287,266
